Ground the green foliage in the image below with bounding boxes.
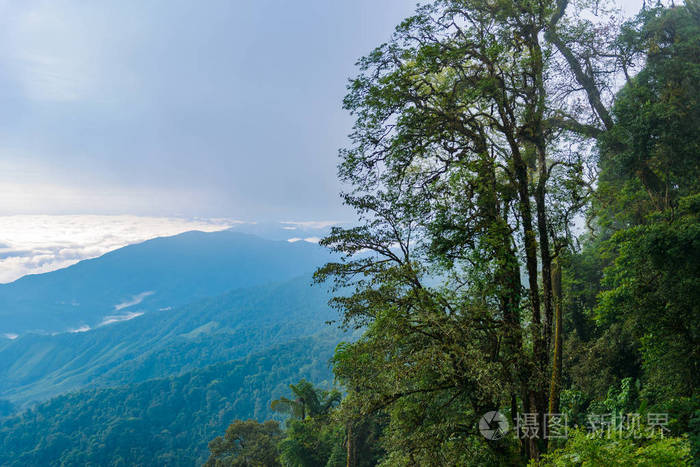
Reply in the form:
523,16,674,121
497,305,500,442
206,419,282,467
278,418,346,467
209,380,387,467
596,196,700,399
0,335,339,466
532,429,692,466
271,379,341,420
597,1,700,231
273,380,348,467
690,407,700,464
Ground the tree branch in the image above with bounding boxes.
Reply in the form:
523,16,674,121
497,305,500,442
545,0,615,131
544,116,604,138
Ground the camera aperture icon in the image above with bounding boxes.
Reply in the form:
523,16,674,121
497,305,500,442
479,411,509,440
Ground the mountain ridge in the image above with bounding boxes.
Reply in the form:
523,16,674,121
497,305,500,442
0,274,341,408
0,230,333,335
0,332,342,466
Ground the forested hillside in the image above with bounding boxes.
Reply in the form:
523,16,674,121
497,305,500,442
207,1,699,465
0,275,339,407
0,333,340,466
0,230,331,335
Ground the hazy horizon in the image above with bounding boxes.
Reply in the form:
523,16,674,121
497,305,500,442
0,214,339,283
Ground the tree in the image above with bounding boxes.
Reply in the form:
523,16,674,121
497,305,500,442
316,0,641,462
205,419,282,467
557,1,700,456
588,0,700,404
270,379,341,420
596,196,700,400
272,380,346,467
595,0,700,232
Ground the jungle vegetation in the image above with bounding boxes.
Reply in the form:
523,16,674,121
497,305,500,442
210,0,699,465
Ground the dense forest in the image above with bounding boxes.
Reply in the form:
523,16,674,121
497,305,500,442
0,276,349,464
206,1,699,465
0,334,340,466
0,274,339,407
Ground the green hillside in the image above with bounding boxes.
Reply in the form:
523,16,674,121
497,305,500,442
0,231,332,335
0,275,340,408
0,333,341,466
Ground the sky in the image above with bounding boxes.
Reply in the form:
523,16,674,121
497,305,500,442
0,0,417,221
0,0,644,282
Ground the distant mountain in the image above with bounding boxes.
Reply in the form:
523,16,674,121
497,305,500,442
0,333,340,466
0,275,343,408
227,221,338,242
0,230,333,336
0,229,349,466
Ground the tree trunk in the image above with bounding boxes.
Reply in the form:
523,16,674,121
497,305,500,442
548,259,563,416
346,422,356,467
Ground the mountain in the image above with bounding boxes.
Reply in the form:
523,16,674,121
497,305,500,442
226,221,337,242
0,230,333,336
0,333,340,466
0,230,349,466
0,275,343,408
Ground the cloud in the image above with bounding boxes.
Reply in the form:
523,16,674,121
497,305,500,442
0,215,238,283
99,311,144,326
114,291,155,311
288,236,320,243
280,220,341,229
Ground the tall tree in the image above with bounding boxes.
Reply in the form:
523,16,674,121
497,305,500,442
317,0,629,462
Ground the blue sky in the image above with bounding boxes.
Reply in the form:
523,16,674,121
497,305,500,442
0,0,417,221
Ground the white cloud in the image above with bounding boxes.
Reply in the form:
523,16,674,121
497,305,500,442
280,220,340,229
114,291,154,311
69,325,91,333
2,333,19,340
0,215,238,283
288,235,324,244
99,311,143,326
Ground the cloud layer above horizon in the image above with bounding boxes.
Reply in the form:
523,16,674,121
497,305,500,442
0,215,235,283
